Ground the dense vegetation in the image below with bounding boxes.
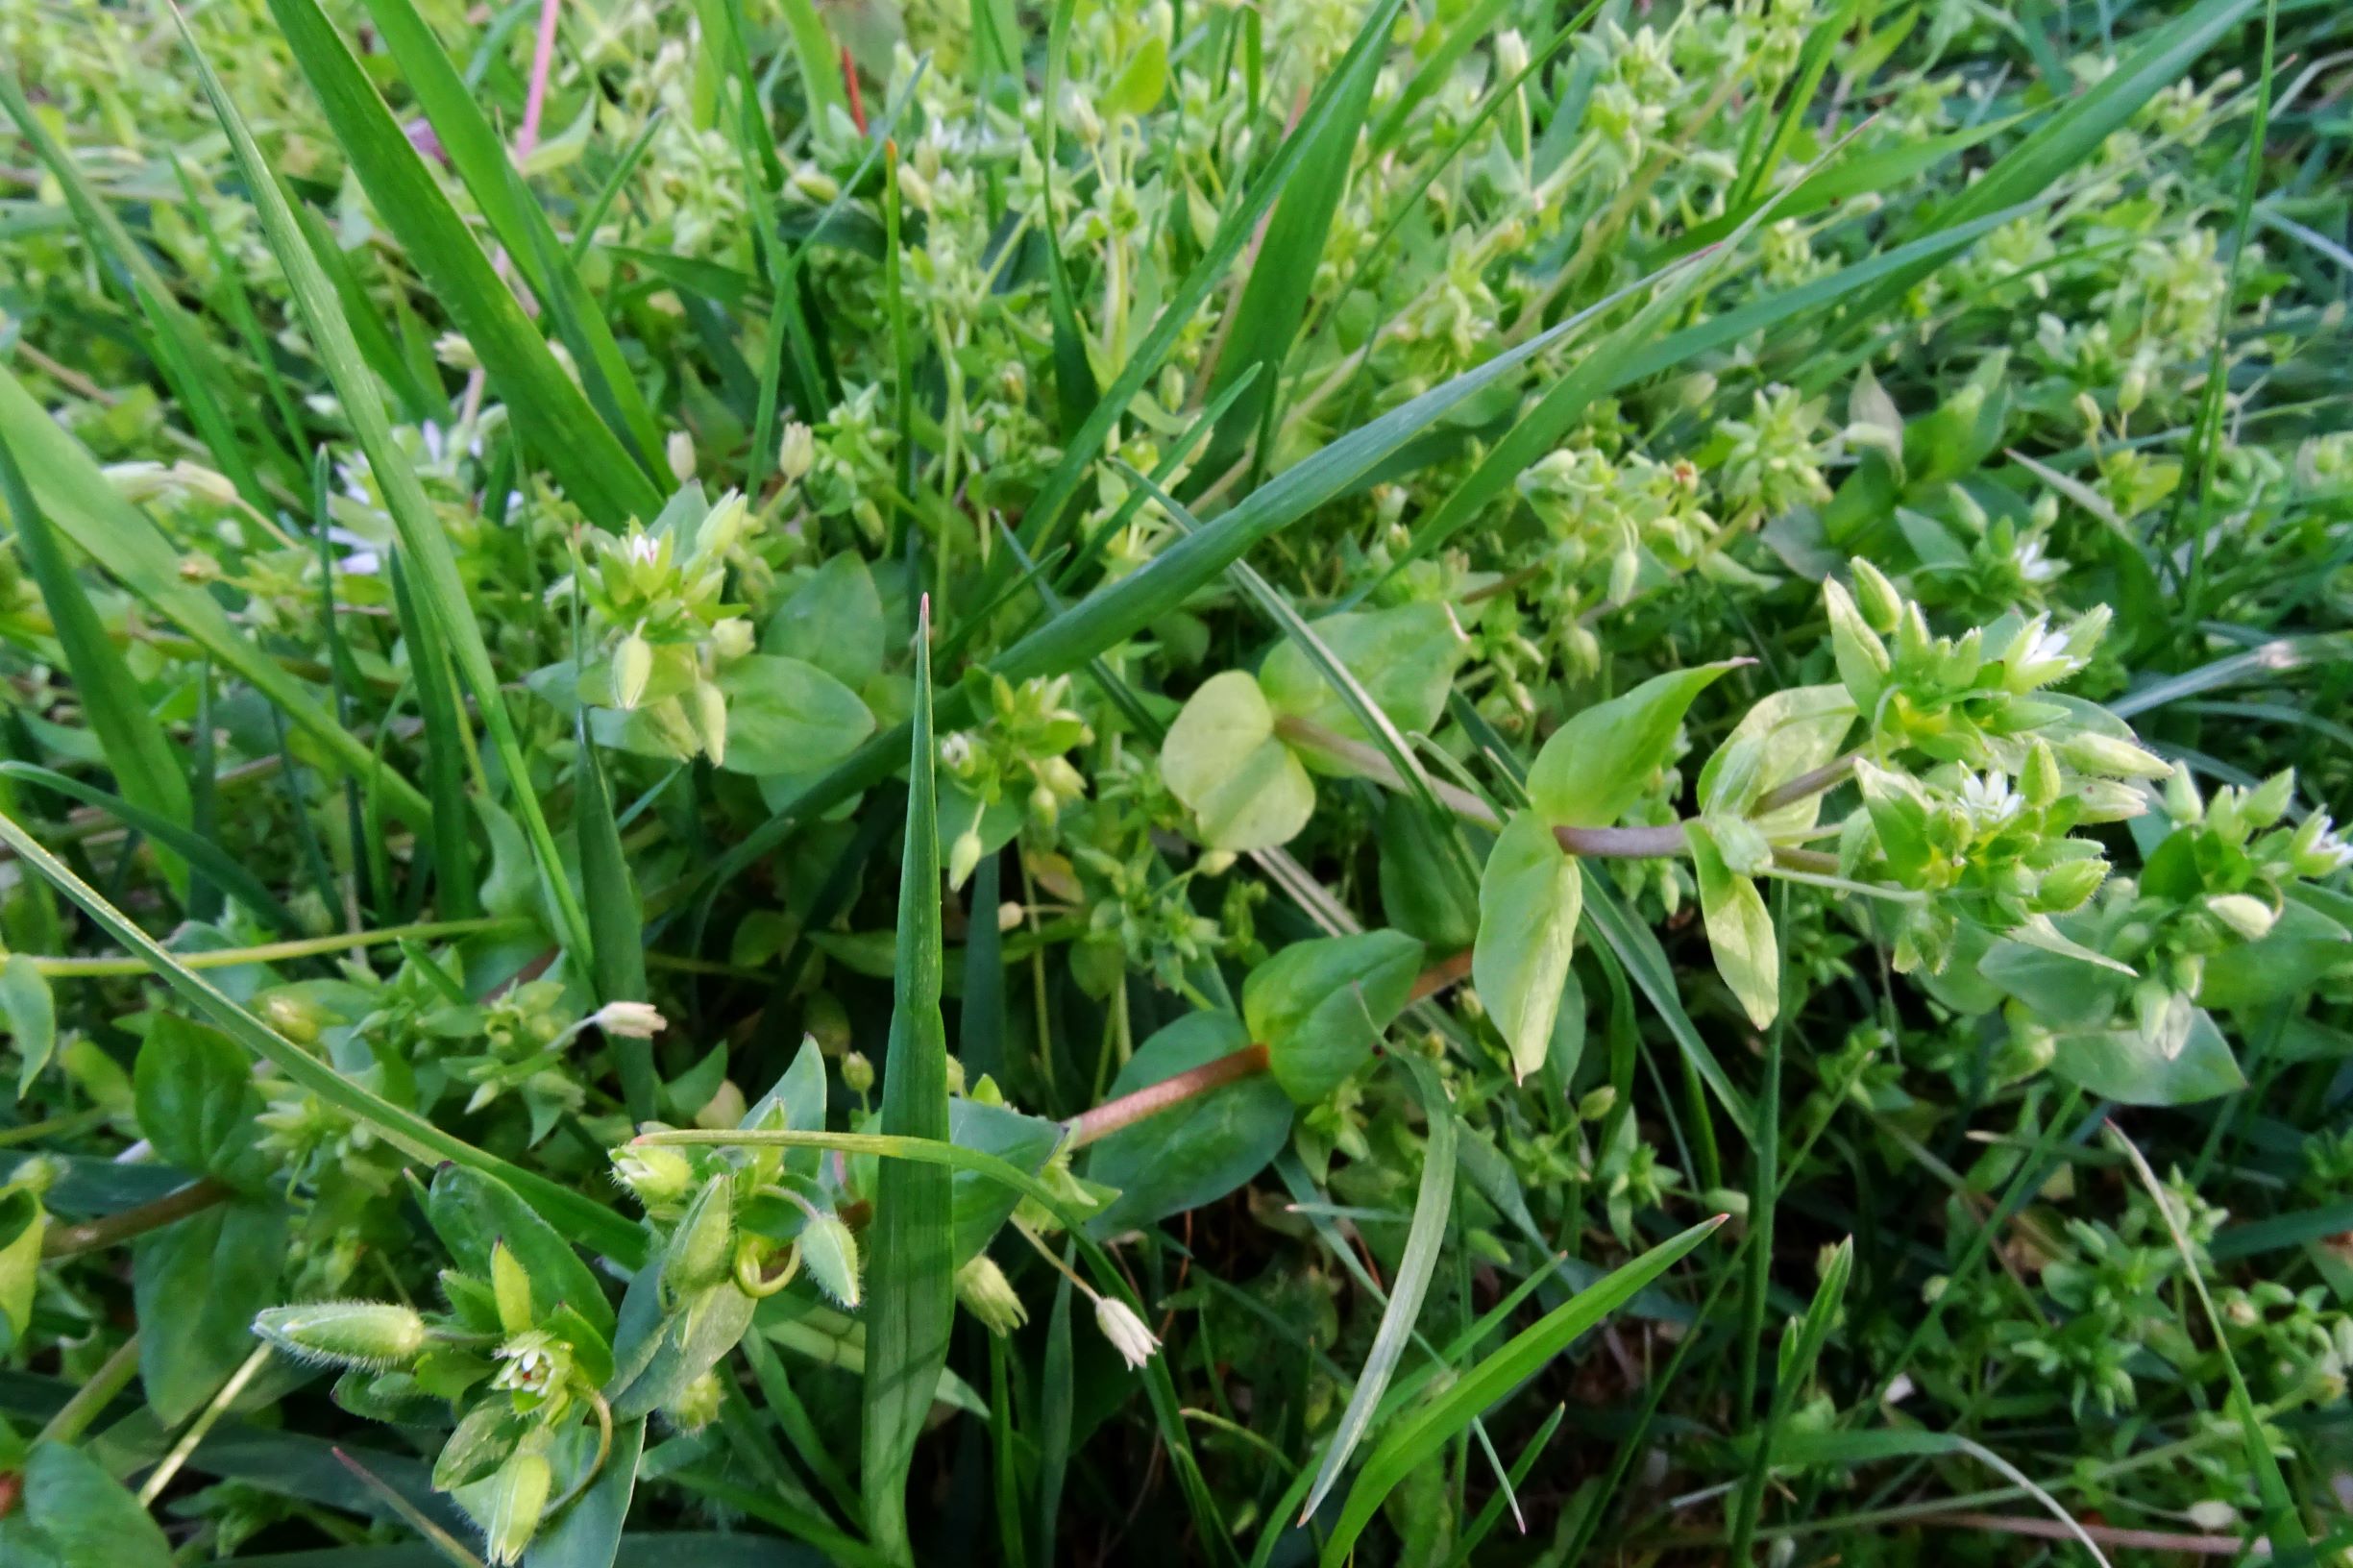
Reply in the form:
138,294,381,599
0,0,2348,1562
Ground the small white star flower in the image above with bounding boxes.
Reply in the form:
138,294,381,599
1092,1294,1161,1370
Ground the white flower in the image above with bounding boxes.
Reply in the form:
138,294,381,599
1956,771,2023,833
2011,534,2063,584
592,1001,668,1040
625,532,662,568
1092,1294,1161,1370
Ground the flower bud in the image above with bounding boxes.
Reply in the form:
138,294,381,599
666,430,697,482
253,1301,428,1369
997,899,1026,932
2246,769,2294,828
2021,741,2062,809
709,617,755,662
948,828,985,891
2074,779,2151,822
1823,579,1890,706
1093,1293,1160,1369
843,1051,874,1094
613,1143,695,1208
2205,893,2276,942
665,1175,737,1295
1495,27,1531,78
660,1368,726,1433
956,1254,1028,1335
691,679,729,767
2060,731,2170,780
797,1211,863,1308
259,990,329,1046
484,1446,552,1565
777,422,817,482
1850,557,1903,632
1198,849,1236,877
612,630,654,711
1578,1085,1618,1121
2164,763,2204,823
594,1000,669,1041
490,1242,533,1335
2033,858,2107,914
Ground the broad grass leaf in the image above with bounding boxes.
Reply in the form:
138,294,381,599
862,603,953,1560
1472,811,1584,1081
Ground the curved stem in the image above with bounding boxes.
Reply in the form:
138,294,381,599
42,1176,230,1259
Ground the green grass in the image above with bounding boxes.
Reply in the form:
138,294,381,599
0,2,2348,1565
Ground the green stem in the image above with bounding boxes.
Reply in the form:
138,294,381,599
28,918,527,977
37,1331,141,1445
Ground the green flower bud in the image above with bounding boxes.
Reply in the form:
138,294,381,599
777,422,816,482
2205,894,2276,942
2034,858,2107,914
666,429,697,483
490,1242,533,1336
484,1445,552,1566
2021,741,2063,809
948,828,985,891
665,1175,737,1296
2246,769,2295,828
690,679,728,768
613,1143,695,1209
1823,578,1890,707
258,990,328,1046
253,1301,428,1369
1577,1085,1618,1121
2165,762,2204,823
2059,731,2171,780
797,1212,863,1309
660,1368,727,1433
956,1254,1028,1336
2074,779,2151,823
843,1051,874,1094
612,630,654,711
1850,557,1903,631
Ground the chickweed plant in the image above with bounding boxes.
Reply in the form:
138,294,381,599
0,0,2347,1562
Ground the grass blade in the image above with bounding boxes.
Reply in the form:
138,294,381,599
358,0,666,474
0,763,297,936
179,7,597,966
0,432,192,900
0,804,642,1262
862,599,953,1562
2106,1122,2312,1556
261,0,663,527
0,363,432,828
1320,1214,1727,1565
576,725,655,1121
1298,1054,1458,1521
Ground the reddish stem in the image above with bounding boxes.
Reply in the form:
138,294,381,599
1065,1044,1270,1150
